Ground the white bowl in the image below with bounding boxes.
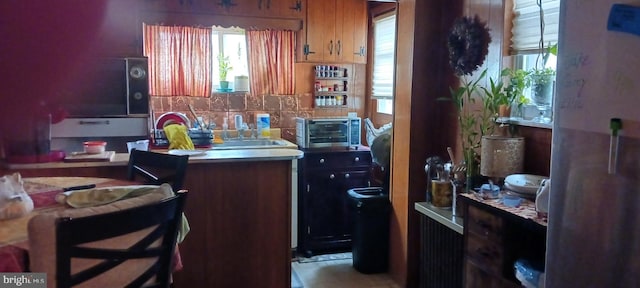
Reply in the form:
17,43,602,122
84,141,107,154
504,174,548,195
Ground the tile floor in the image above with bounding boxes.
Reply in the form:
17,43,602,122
292,253,401,288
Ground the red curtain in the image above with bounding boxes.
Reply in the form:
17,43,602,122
246,30,295,95
143,24,212,97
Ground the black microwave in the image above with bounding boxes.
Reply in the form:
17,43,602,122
59,57,149,117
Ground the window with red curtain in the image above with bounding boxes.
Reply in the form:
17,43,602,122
246,30,296,95
143,24,212,97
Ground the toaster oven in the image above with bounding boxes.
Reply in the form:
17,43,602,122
295,117,361,149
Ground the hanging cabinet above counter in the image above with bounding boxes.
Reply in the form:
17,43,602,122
142,0,306,19
297,0,367,64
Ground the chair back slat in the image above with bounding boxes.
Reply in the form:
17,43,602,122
55,192,187,288
127,150,189,191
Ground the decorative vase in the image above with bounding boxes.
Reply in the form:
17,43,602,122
219,80,230,90
498,104,512,118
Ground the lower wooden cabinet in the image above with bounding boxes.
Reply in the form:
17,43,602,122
297,147,372,256
462,197,547,288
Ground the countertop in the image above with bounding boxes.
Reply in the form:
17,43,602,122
3,148,303,170
414,202,464,234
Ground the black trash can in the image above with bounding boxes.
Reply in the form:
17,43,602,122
348,187,390,274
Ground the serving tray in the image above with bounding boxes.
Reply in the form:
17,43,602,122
64,151,115,162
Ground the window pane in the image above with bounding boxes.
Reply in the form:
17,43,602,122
211,31,220,84
377,99,393,114
372,13,396,100
222,34,249,80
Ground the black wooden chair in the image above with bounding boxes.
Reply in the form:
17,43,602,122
127,149,189,191
55,191,188,288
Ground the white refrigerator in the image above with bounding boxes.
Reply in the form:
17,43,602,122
547,0,640,287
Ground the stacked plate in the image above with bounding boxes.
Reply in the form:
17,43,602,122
155,112,191,129
503,174,548,200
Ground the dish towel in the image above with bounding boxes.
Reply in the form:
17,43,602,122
56,184,190,243
163,124,195,150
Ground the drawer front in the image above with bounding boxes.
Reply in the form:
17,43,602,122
304,151,372,169
465,233,503,275
467,205,503,241
464,260,515,288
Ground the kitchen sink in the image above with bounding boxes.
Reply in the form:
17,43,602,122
210,139,295,150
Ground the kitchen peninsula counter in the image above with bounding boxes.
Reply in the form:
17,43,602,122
3,148,303,170
1,148,302,288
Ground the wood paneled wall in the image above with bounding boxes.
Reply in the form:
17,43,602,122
387,0,550,287
390,0,462,286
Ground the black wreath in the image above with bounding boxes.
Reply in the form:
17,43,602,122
448,15,491,76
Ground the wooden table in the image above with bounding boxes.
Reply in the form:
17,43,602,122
0,176,171,272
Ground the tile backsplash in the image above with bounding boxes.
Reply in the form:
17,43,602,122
151,92,355,143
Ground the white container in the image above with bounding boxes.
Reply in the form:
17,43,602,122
234,114,243,130
234,75,249,92
256,113,271,138
84,141,107,154
127,139,150,153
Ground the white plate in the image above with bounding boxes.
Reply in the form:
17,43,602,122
504,174,548,195
168,149,207,156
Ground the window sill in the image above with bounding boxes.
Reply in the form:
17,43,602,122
496,117,553,130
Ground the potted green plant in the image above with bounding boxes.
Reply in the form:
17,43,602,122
502,68,531,117
218,54,233,90
481,68,530,119
528,43,557,122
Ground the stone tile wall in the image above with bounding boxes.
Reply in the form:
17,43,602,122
151,93,316,142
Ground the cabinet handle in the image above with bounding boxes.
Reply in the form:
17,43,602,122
354,157,360,162
329,40,333,55
476,220,492,236
266,0,271,9
304,44,315,57
344,173,350,179
258,0,262,9
330,174,335,179
319,158,325,164
475,247,493,259
290,0,302,11
79,120,110,125
337,40,342,56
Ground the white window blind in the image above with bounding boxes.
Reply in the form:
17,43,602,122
511,0,560,53
372,13,396,100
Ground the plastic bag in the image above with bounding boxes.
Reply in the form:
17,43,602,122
514,259,545,288
0,172,34,220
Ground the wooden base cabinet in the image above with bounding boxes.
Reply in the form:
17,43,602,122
462,197,547,288
297,147,372,256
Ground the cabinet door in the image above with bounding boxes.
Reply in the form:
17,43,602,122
304,0,336,62
351,0,367,64
143,0,224,13
304,170,353,245
264,0,306,18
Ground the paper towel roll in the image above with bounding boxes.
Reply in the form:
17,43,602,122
234,75,249,92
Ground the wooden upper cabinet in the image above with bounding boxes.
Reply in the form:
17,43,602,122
350,0,367,64
299,0,367,64
237,0,306,18
143,0,305,18
142,0,238,14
